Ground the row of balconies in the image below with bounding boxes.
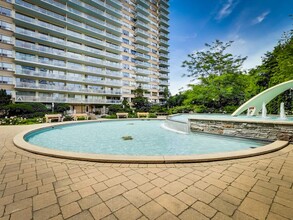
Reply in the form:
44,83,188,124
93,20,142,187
15,13,122,43
15,95,121,104
68,0,122,26
15,82,122,95
15,69,123,87
41,0,122,18
15,41,122,69
15,53,123,74
16,0,122,34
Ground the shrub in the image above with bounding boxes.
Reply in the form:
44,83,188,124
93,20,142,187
3,103,48,118
0,117,43,125
63,115,73,121
54,103,70,113
149,113,157,118
104,115,116,119
77,116,86,120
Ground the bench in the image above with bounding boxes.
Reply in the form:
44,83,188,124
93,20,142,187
116,112,128,118
72,113,89,121
156,112,168,116
137,112,149,118
45,114,62,123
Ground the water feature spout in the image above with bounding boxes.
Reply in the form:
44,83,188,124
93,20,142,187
261,102,267,118
280,102,287,119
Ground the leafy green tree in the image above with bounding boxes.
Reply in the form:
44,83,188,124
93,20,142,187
132,85,150,112
0,89,11,106
54,103,70,113
182,40,247,79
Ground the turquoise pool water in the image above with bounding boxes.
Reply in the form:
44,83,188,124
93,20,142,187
25,120,267,156
170,114,293,123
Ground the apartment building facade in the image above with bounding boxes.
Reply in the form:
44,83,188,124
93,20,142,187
0,0,169,113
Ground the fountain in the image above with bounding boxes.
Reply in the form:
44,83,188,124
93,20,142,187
280,102,287,119
261,102,268,118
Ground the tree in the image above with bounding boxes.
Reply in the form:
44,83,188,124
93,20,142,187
0,89,11,106
182,40,247,79
132,85,150,112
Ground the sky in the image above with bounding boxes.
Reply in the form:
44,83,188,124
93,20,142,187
168,0,293,95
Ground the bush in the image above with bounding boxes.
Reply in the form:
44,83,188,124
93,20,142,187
149,104,167,113
3,103,48,118
54,103,70,113
63,115,73,121
77,116,86,120
104,115,116,119
149,113,157,118
0,116,43,125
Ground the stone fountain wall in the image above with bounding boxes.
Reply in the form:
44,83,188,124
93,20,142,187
189,119,293,141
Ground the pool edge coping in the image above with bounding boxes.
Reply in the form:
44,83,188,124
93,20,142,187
13,119,289,164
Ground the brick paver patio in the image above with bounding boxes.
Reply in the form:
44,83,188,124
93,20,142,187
0,124,292,220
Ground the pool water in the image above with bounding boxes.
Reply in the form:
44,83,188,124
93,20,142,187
25,120,267,156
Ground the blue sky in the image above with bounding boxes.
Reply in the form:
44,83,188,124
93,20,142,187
168,0,293,94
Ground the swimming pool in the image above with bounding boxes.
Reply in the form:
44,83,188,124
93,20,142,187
24,120,267,156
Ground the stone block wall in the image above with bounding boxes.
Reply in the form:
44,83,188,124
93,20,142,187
189,119,293,141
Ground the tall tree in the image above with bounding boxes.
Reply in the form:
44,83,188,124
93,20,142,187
132,85,150,111
0,89,11,106
182,40,247,79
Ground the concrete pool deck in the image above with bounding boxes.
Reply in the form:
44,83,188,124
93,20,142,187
0,124,293,219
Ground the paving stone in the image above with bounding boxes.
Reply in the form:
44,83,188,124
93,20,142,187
233,210,256,220
10,207,32,220
67,210,94,220
210,198,236,216
78,194,102,210
266,212,289,220
61,202,81,219
14,188,38,201
179,208,209,220
5,198,32,215
271,203,293,219
98,185,127,201
33,191,57,211
105,196,129,212
145,187,164,199
212,212,233,220
58,191,81,206
33,204,60,220
156,211,179,220
192,201,217,218
151,178,169,187
114,204,142,220
184,186,215,203
238,197,270,220
162,181,187,195
175,192,197,206
139,201,166,219
89,203,111,220
123,188,151,208
155,194,188,216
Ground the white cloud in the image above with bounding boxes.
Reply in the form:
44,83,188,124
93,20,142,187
216,0,238,20
252,10,270,25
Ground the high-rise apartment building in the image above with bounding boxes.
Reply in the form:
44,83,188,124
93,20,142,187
0,0,169,113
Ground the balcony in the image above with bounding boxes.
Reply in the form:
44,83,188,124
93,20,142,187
159,60,169,66
136,4,149,15
159,39,169,47
159,25,169,33
135,28,149,38
137,0,149,9
159,46,169,53
134,60,151,68
135,36,150,46
159,80,169,86
159,53,169,60
159,74,169,79
135,44,151,53
159,32,169,40
136,21,149,30
159,67,169,73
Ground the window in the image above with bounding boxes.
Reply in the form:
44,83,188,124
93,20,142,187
0,20,12,30
123,30,129,36
0,48,12,57
122,55,129,61
0,34,12,44
0,62,12,71
0,76,12,84
0,6,11,16
122,38,129,44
